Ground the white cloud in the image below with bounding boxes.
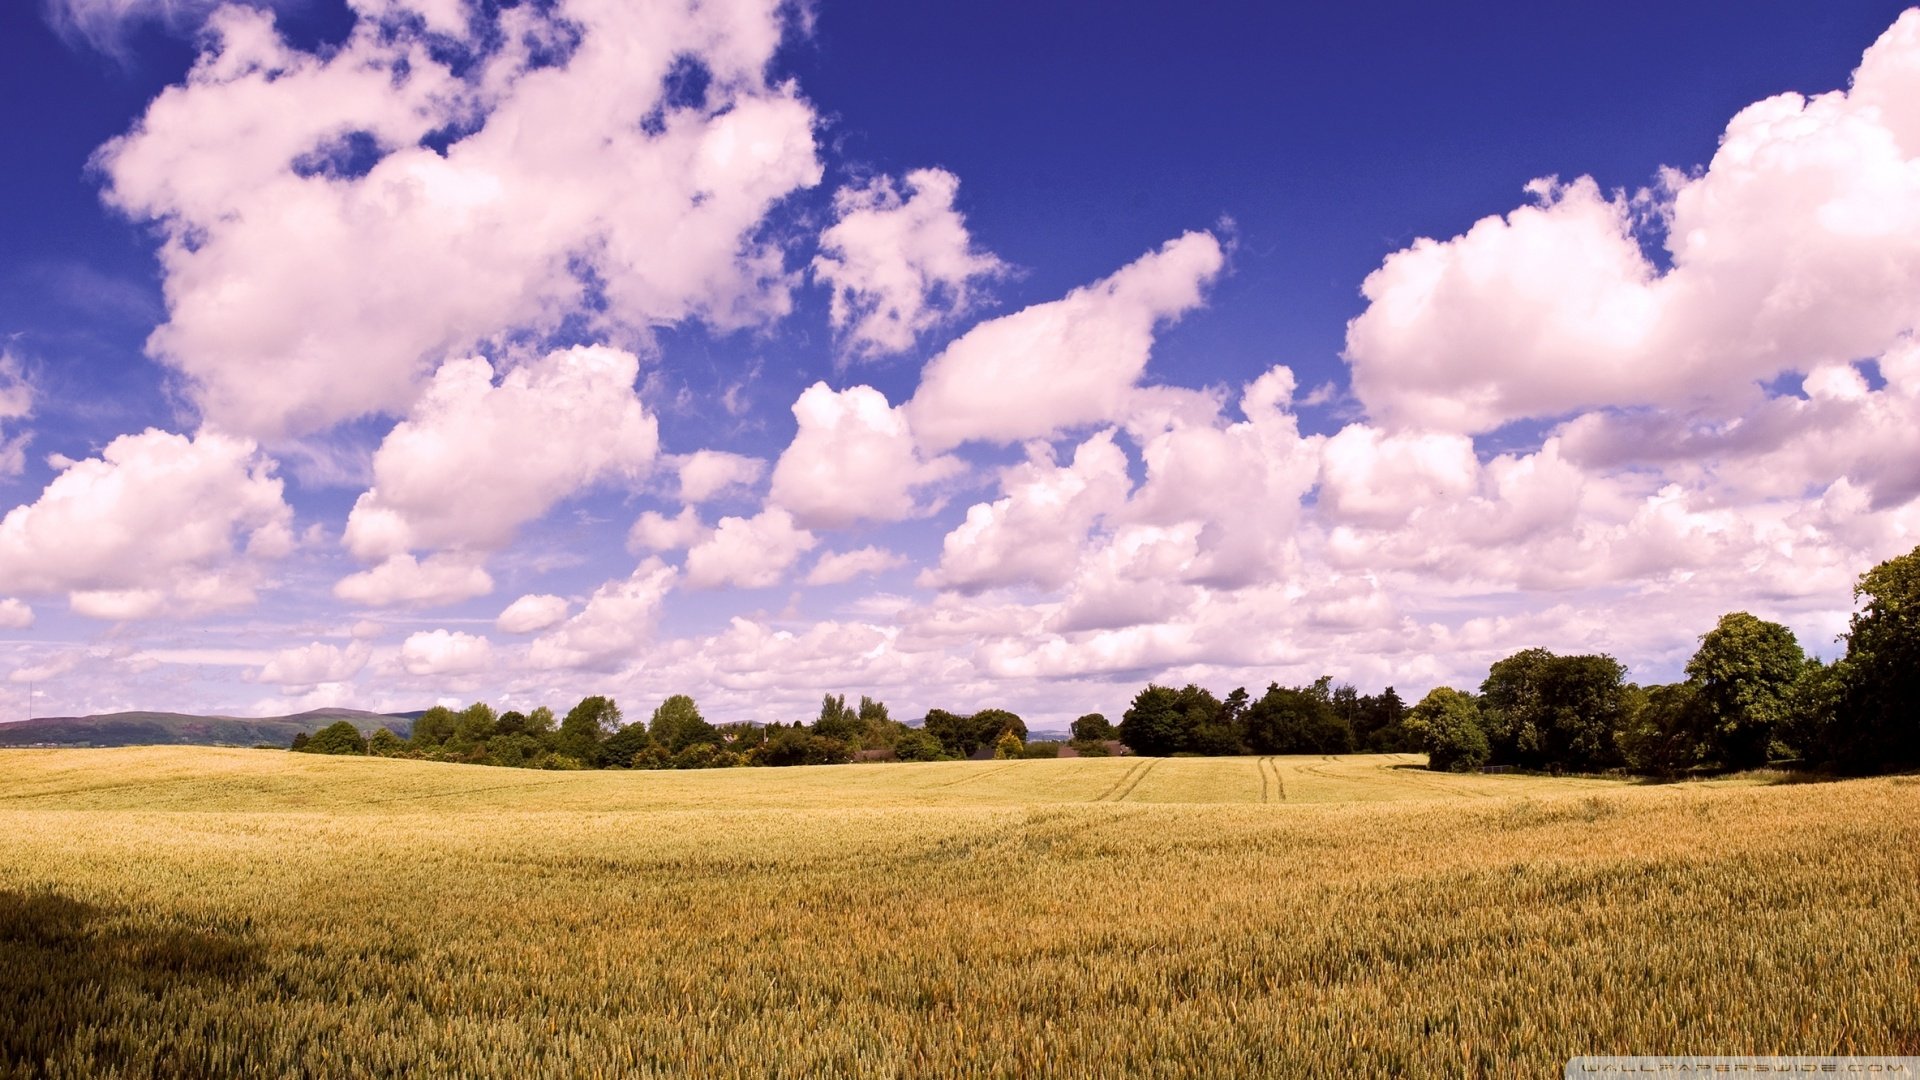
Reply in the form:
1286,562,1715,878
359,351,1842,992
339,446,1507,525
333,552,494,608
342,346,658,560
256,640,371,688
628,506,712,553
399,629,493,676
0,428,291,618
0,350,33,477
908,231,1224,451
805,546,907,586
676,450,765,504
684,508,817,590
94,0,821,438
0,599,31,630
1346,11,1920,433
496,593,570,634
812,167,1006,357
768,383,963,529
922,430,1133,593
527,559,675,671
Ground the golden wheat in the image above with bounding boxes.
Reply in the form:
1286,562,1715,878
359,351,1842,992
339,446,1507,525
1,748,1913,1078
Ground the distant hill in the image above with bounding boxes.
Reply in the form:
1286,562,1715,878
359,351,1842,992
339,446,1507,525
0,708,414,749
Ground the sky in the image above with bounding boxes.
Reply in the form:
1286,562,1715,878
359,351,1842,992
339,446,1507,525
2,0,1919,727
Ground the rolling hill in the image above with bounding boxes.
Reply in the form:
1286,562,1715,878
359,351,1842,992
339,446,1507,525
0,708,413,748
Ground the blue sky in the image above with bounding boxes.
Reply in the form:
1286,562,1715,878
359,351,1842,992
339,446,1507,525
2,0,1918,725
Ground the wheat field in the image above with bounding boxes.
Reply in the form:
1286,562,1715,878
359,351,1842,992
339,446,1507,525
2,748,1914,1078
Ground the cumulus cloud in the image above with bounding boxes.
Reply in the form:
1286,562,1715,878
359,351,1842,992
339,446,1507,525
0,599,31,630
342,346,658,560
684,508,817,590
922,430,1133,593
255,640,371,688
812,167,1006,357
628,506,712,553
768,383,963,528
399,629,493,677
527,559,675,671
908,231,1224,451
496,593,570,634
94,0,821,438
1347,11,1920,433
805,546,907,586
0,428,291,618
333,552,494,608
675,450,765,504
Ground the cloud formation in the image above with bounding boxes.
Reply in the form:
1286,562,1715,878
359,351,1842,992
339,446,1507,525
95,0,821,438
813,168,1006,357
0,429,291,618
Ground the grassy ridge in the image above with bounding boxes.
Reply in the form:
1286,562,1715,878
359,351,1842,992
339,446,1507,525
2,749,1915,1077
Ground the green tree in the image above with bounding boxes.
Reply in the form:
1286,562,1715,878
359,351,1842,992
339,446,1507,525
812,694,863,743
1480,650,1628,771
452,702,499,747
1617,682,1702,776
1119,685,1190,756
649,694,717,754
495,710,530,737
969,709,1027,745
1819,545,1920,772
303,720,368,755
1404,688,1488,772
1242,682,1351,755
602,722,654,767
559,695,620,765
1684,612,1806,769
367,727,406,757
893,728,949,761
524,706,556,737
1070,713,1115,742
289,732,310,751
410,705,458,750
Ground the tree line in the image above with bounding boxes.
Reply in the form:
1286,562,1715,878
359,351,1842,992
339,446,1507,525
293,692,1044,770
297,544,1920,779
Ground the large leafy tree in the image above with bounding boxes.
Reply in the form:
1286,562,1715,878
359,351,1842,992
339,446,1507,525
409,705,458,749
1118,684,1220,756
1684,612,1806,768
1480,649,1628,771
812,694,863,743
649,695,716,754
303,720,368,756
1070,713,1115,742
1824,545,1920,772
559,695,621,764
1242,682,1349,755
1404,688,1487,772
1616,682,1703,776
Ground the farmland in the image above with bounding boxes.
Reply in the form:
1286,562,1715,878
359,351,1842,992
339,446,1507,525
3,748,1916,1077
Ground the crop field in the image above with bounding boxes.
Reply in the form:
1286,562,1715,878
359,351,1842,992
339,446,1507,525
2,749,1916,1078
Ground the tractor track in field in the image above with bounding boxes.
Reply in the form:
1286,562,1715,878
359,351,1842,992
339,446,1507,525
1104,758,1161,803
932,762,1019,789
1094,758,1150,802
1259,756,1287,803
